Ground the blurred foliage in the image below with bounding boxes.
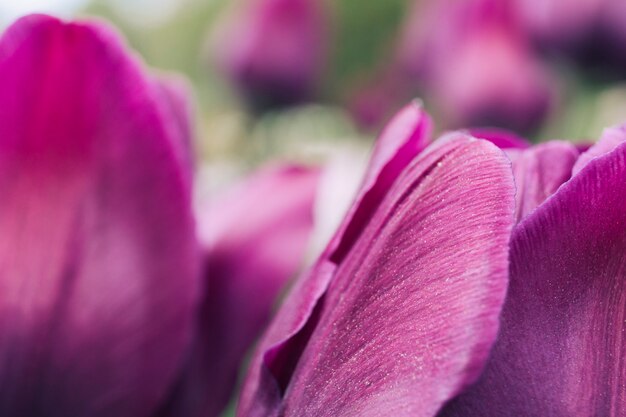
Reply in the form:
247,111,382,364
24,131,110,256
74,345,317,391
73,0,626,171
80,0,234,110
324,0,409,99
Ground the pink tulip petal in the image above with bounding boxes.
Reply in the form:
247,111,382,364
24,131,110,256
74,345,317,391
572,125,626,175
0,15,199,417
237,102,432,416
439,141,626,416
511,141,579,222
237,111,515,416
158,164,320,417
272,134,514,417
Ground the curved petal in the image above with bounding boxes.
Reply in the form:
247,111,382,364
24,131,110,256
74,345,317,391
0,15,199,417
467,127,530,149
238,132,515,416
511,141,579,222
572,125,626,175
270,134,515,417
153,74,195,177
439,141,626,416
237,102,432,416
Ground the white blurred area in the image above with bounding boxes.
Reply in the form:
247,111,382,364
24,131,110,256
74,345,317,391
0,0,86,26
0,0,189,28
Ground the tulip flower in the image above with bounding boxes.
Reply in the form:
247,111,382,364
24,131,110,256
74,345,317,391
159,164,320,417
512,0,626,75
439,125,626,416
0,14,199,417
237,102,517,416
213,0,328,110
398,0,555,133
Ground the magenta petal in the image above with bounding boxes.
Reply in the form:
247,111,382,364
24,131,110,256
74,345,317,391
572,125,626,175
237,102,432,417
262,134,514,417
510,141,579,222
237,124,515,415
467,127,530,149
0,15,199,417
440,141,626,417
158,164,320,417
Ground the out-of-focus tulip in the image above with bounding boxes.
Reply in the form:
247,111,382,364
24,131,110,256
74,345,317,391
398,0,555,133
513,0,626,76
439,125,626,415
513,0,604,52
213,0,328,110
0,15,199,417
158,164,320,417
237,102,516,417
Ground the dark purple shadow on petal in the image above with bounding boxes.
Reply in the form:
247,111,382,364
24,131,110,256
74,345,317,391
330,102,432,263
265,294,326,395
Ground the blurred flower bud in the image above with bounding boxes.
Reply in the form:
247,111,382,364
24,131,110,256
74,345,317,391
213,0,329,111
397,0,556,133
513,0,626,77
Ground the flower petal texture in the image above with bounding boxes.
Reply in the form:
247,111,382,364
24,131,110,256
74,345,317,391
572,125,626,175
239,103,516,417
237,102,432,416
159,164,320,417
0,15,199,417
510,141,579,222
439,140,626,416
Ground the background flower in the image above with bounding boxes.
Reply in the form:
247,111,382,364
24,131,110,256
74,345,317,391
0,14,199,417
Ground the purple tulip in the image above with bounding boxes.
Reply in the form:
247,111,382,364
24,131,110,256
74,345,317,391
438,125,626,415
0,14,200,417
237,102,517,417
398,0,555,132
513,0,626,75
159,164,320,417
213,0,328,110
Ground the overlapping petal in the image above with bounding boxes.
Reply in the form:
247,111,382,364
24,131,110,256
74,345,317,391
237,102,432,416
238,103,516,417
0,15,199,417
158,164,320,417
439,135,626,417
572,125,626,175
510,141,579,222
